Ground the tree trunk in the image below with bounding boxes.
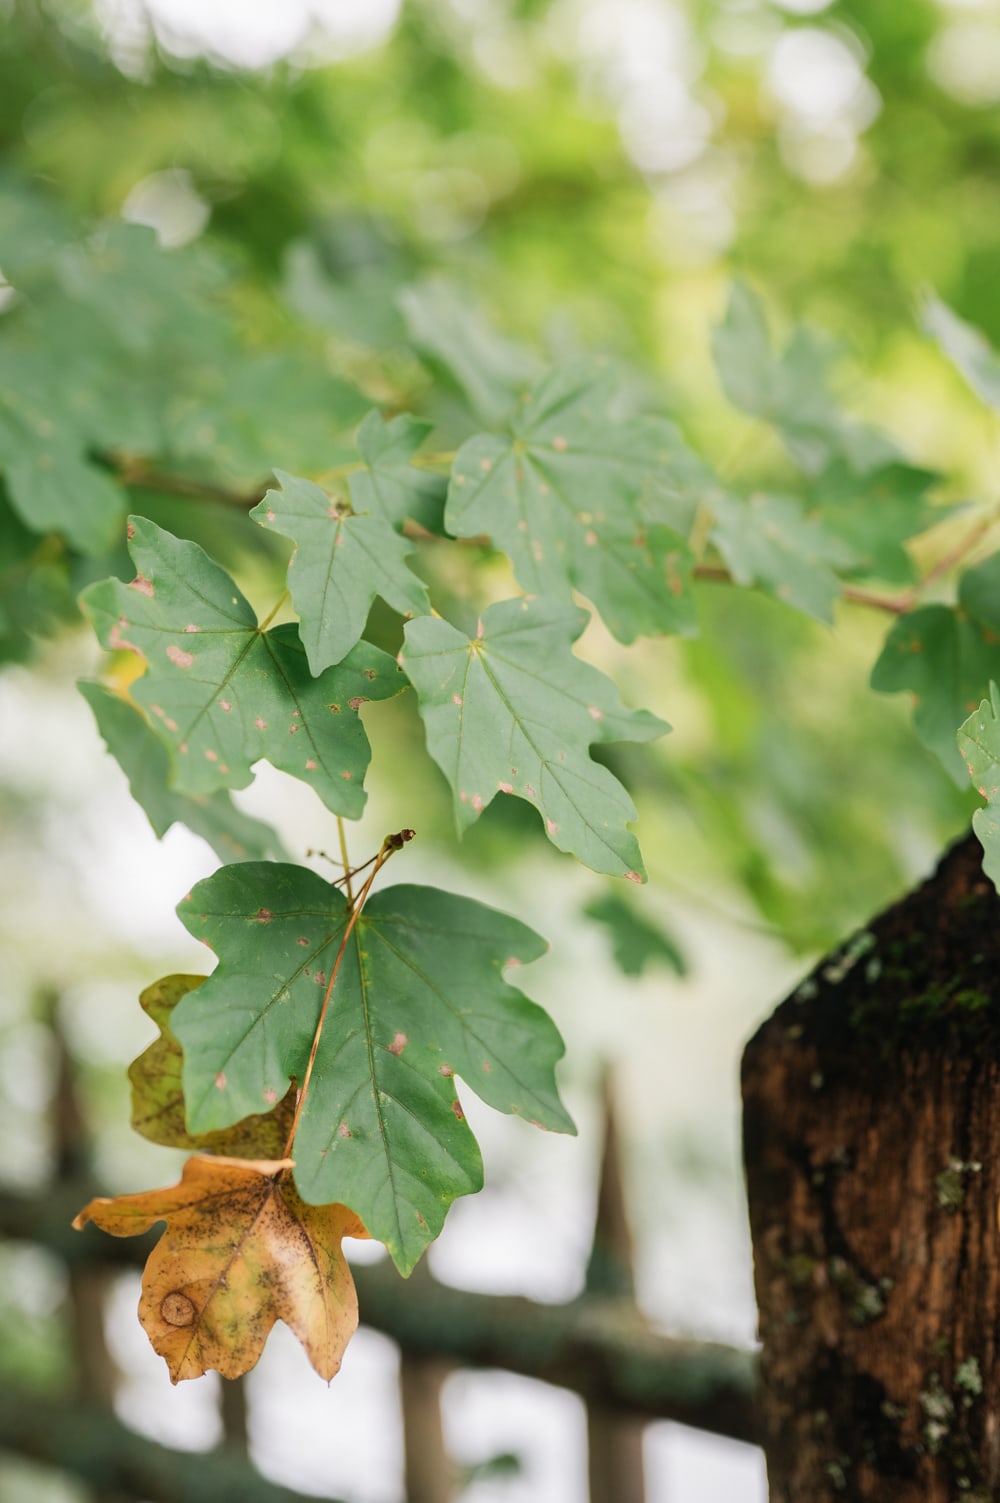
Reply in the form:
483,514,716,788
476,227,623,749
743,833,1000,1501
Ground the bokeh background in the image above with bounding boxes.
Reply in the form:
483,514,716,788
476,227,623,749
3,0,999,1498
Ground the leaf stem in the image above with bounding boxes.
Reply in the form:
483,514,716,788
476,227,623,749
336,817,354,906
258,590,290,633
280,829,415,1162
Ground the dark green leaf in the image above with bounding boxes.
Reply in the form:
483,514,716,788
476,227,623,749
79,680,286,863
583,893,687,978
174,865,573,1272
80,517,405,817
447,361,696,642
402,596,668,879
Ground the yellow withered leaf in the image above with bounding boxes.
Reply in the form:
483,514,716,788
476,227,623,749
73,1155,368,1383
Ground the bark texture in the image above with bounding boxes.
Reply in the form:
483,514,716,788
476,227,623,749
743,832,1000,1501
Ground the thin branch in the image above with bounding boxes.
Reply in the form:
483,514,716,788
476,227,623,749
110,455,265,511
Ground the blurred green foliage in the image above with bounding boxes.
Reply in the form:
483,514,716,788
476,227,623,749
2,0,997,954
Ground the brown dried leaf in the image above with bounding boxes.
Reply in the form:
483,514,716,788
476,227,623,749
129,974,295,1158
73,1155,368,1382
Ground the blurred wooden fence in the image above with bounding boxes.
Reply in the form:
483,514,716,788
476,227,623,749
0,1011,757,1503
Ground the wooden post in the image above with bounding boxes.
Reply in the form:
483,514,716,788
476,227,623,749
585,1066,646,1503
399,1263,454,1503
743,833,1000,1501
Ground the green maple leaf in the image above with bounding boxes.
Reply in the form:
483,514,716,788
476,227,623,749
924,296,1000,411
79,518,405,817
709,491,851,623
251,469,430,674
401,597,668,880
79,681,286,863
959,685,1000,892
446,361,696,643
0,391,125,554
871,553,1000,784
129,973,294,1158
399,277,542,423
174,864,574,1272
347,410,447,532
712,283,895,474
808,461,945,586
583,893,687,979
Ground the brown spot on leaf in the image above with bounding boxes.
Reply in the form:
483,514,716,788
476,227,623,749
388,1031,408,1056
348,696,367,711
130,573,154,597
161,1292,196,1327
215,1072,227,1090
254,909,273,924
452,1100,466,1120
439,1064,454,1077
220,700,232,712
263,1088,278,1105
109,620,141,655
166,645,195,669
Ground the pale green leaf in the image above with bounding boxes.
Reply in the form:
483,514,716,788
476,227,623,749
79,680,286,863
399,278,542,423
871,553,1000,784
174,865,573,1272
959,685,1000,891
709,491,850,623
808,461,945,586
129,973,294,1157
583,893,687,978
402,596,668,879
712,282,895,473
924,296,1000,411
447,361,696,643
348,410,447,532
79,518,405,817
0,397,124,554
252,469,430,674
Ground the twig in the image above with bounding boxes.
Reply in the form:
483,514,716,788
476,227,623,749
281,830,414,1160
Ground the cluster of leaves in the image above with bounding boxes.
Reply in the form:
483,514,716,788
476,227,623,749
5,148,1000,1380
